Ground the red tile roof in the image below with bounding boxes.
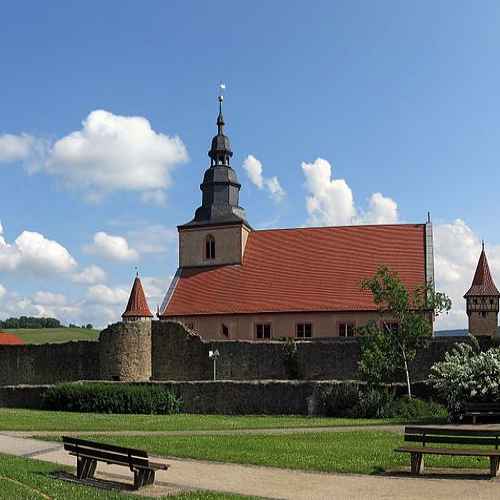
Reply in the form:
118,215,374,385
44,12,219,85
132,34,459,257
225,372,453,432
162,224,427,316
122,276,153,318
464,247,500,297
0,332,24,345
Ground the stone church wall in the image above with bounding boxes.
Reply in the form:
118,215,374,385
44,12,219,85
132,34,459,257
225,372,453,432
0,341,99,386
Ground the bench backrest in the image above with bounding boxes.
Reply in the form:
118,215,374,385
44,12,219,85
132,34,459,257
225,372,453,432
62,436,150,468
464,402,500,412
404,426,500,449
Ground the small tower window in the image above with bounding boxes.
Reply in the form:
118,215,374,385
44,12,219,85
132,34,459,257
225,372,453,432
205,235,215,260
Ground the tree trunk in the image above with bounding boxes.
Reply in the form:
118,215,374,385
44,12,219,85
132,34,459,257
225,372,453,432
402,351,412,399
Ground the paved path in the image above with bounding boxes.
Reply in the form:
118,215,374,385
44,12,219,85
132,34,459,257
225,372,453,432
2,433,500,499
1,424,404,438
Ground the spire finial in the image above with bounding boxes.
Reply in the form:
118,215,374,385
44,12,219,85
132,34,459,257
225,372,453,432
217,82,226,133
134,265,139,277
482,240,485,252
427,211,431,223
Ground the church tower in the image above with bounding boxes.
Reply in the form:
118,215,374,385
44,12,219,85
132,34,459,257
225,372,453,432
464,243,500,337
177,92,252,268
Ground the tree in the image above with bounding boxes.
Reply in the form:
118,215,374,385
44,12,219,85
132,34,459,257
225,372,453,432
358,266,451,399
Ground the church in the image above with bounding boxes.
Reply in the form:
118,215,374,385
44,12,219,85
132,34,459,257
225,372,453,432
137,95,436,340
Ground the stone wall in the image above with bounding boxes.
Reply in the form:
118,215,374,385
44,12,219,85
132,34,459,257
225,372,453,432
99,321,151,381
0,380,437,414
0,342,99,386
152,321,477,382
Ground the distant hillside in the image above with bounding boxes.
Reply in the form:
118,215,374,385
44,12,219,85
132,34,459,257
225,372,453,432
1,328,100,345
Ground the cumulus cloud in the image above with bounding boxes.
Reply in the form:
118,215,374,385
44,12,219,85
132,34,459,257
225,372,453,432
243,155,286,202
0,226,77,275
87,284,129,305
302,158,398,226
84,232,139,262
0,133,46,163
127,225,177,255
33,291,67,306
0,283,6,301
71,264,107,285
37,110,188,202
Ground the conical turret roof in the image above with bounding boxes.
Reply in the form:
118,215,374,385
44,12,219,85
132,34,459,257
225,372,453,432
122,275,153,318
464,244,500,297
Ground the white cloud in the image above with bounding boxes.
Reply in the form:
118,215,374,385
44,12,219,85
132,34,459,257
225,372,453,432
302,158,398,226
38,110,188,202
84,232,139,262
127,225,177,255
0,284,6,301
71,264,107,285
243,155,286,202
0,227,77,275
87,284,129,305
33,291,67,306
0,133,43,163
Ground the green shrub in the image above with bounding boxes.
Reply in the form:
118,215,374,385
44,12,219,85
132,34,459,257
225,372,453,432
317,383,447,420
43,383,182,414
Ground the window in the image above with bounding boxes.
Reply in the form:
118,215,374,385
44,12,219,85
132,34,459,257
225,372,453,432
383,322,400,334
482,311,488,318
205,235,215,260
222,324,230,337
338,323,355,337
474,299,478,305
255,323,271,340
491,299,495,305
296,323,313,338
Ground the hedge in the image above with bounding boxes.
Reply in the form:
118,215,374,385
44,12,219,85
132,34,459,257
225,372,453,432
43,383,182,414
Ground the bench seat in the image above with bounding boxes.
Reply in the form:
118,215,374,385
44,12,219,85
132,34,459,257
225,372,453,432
395,426,500,477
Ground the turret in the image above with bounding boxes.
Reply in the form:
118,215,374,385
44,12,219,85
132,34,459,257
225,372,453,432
464,242,500,337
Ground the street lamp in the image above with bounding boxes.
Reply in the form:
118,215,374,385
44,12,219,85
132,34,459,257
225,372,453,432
208,349,220,381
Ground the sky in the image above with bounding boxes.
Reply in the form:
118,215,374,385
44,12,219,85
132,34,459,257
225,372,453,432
1,1,500,329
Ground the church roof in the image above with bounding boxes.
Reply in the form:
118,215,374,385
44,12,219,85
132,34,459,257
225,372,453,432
161,223,428,317
464,246,500,297
122,275,153,318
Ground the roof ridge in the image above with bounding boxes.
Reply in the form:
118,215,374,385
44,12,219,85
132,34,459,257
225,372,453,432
254,222,426,234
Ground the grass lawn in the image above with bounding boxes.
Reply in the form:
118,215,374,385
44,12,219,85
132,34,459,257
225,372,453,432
0,454,258,500
64,431,491,475
2,327,100,344
0,408,439,432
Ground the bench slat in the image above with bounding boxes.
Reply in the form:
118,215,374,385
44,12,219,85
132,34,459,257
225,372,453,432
405,426,500,437
404,434,500,447
65,445,150,468
396,446,500,457
63,436,148,458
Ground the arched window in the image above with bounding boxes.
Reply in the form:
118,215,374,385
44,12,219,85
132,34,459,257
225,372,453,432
205,235,215,260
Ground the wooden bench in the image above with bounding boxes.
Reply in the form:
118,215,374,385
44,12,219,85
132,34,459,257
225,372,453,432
395,426,500,477
464,403,500,424
62,436,169,489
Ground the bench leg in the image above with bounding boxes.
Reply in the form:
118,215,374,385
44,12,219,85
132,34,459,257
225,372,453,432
77,457,97,480
134,468,156,489
473,415,477,425
410,452,424,475
490,457,499,478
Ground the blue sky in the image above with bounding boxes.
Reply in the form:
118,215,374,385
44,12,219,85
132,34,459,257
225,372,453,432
1,1,499,328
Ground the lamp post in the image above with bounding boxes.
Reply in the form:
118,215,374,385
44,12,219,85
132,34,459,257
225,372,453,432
208,349,220,381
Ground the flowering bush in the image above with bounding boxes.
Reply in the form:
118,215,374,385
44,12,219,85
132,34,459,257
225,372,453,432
429,339,500,421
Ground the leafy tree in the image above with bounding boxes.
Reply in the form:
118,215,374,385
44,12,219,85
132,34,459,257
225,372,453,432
0,316,62,329
358,266,451,399
85,324,93,330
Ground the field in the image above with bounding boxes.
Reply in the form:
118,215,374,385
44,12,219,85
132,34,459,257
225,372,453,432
0,454,256,500
1,328,100,344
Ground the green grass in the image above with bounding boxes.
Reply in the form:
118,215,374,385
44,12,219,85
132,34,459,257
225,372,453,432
0,408,427,432
2,327,100,344
65,431,492,475
0,454,258,499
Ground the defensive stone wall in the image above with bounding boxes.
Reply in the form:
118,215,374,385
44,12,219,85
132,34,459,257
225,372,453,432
99,321,151,381
0,341,99,386
152,321,479,382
